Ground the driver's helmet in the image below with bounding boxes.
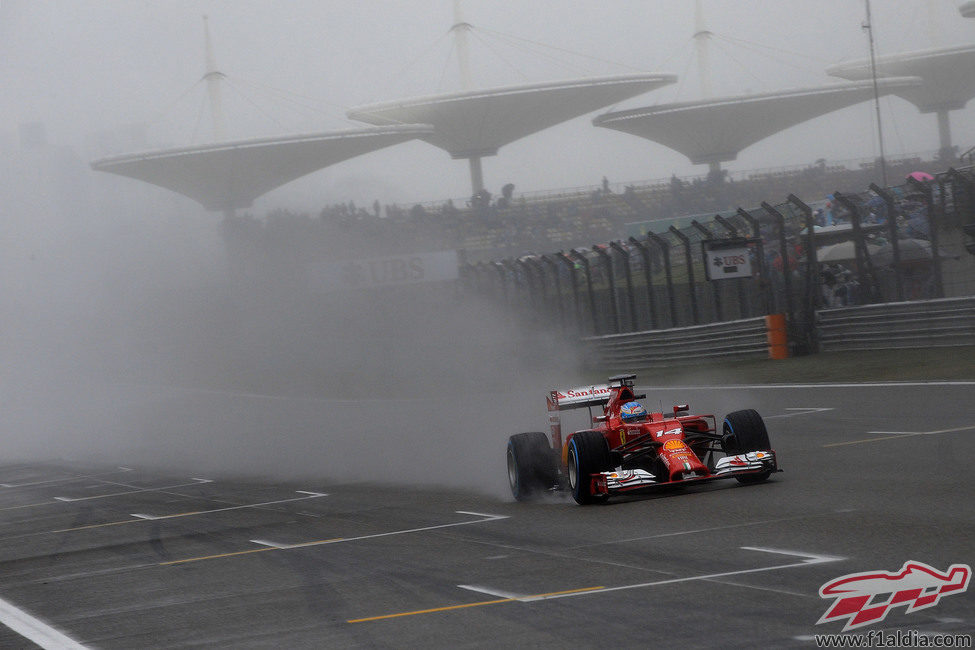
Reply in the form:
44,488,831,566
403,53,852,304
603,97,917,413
620,401,648,423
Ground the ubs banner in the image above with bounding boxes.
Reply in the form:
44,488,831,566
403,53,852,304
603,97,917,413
703,240,754,280
307,250,459,293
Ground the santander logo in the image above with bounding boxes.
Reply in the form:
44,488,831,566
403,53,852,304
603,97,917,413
817,561,971,631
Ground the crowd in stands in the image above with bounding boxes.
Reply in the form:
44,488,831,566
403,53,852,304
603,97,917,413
223,154,947,268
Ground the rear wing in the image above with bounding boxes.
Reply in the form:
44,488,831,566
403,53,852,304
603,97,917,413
546,374,644,413
547,384,614,412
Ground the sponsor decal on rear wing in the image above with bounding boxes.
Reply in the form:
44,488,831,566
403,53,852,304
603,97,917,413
547,384,613,411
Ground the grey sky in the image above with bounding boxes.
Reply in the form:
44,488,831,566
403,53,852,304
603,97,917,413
2,0,974,210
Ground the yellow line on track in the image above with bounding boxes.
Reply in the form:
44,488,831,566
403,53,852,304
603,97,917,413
348,598,514,623
347,586,605,623
161,538,345,566
160,547,276,565
288,538,346,548
52,519,145,533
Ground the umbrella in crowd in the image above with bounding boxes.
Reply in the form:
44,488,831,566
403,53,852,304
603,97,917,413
873,238,934,265
907,170,935,182
816,240,885,263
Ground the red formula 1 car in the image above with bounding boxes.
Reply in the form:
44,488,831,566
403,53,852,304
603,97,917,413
506,374,779,504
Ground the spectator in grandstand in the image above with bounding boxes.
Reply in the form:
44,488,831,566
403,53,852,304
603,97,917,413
833,269,859,306
820,264,839,306
905,201,930,239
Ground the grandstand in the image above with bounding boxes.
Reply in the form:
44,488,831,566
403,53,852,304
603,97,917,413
228,149,951,266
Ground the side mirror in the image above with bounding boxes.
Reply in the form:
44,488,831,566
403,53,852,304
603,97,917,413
673,404,689,415
593,415,608,423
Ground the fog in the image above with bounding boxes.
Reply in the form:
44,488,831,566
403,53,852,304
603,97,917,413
1,1,974,495
0,146,582,497
2,1,974,206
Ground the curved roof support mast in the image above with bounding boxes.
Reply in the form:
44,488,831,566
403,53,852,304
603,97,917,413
694,0,713,100
452,1,484,194
451,0,473,91
862,0,888,187
202,16,227,143
202,15,232,218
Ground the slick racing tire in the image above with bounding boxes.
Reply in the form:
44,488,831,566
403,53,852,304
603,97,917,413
567,430,612,505
721,409,774,484
507,432,558,501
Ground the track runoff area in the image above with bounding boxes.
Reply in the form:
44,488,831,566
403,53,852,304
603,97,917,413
0,381,971,648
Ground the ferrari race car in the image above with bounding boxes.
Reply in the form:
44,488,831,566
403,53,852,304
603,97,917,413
506,374,779,504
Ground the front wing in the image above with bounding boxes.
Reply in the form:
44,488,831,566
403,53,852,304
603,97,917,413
592,450,778,496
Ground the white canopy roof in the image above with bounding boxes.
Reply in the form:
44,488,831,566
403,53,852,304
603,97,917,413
90,125,434,211
346,73,677,158
960,1,975,18
826,44,975,113
592,78,921,165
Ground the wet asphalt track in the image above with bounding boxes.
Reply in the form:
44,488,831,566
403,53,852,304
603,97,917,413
0,382,973,648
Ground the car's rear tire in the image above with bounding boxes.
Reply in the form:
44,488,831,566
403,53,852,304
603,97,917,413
507,432,558,501
567,430,612,505
721,409,774,484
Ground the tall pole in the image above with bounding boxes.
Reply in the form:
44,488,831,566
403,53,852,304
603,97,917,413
202,15,227,142
693,0,713,99
863,0,888,187
451,0,473,90
451,1,481,195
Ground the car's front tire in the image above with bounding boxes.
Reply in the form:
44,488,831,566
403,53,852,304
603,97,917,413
507,432,557,501
567,430,612,505
721,409,774,484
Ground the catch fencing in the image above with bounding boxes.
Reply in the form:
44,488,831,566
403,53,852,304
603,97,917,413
462,165,975,357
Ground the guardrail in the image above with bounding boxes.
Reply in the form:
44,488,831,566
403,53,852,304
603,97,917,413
817,296,975,351
584,316,772,368
584,296,975,367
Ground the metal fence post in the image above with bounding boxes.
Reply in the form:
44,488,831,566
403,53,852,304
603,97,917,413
515,258,536,314
868,183,905,302
593,244,620,334
628,236,658,330
541,255,566,333
527,257,550,325
735,208,771,316
906,177,945,298
610,241,638,332
669,226,699,325
571,248,599,335
648,231,677,327
760,202,794,323
502,259,525,313
493,261,509,307
787,194,819,353
557,251,583,333
717,214,751,318
692,220,721,322
834,191,881,304
946,167,975,225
